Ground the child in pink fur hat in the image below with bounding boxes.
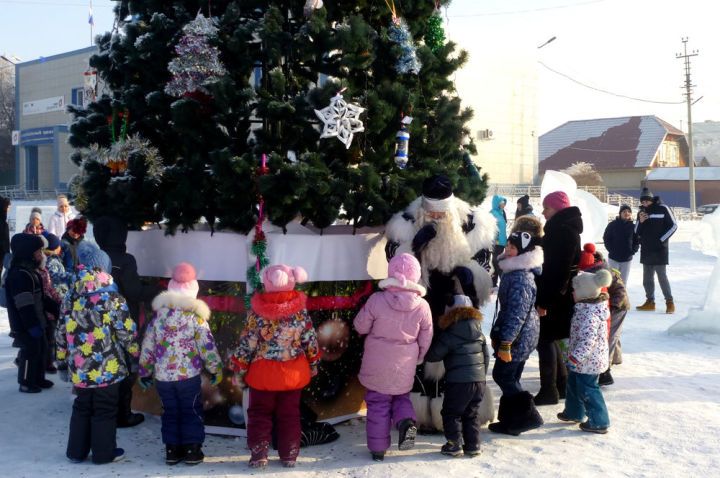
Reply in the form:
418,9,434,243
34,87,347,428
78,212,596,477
229,264,320,469
353,253,433,461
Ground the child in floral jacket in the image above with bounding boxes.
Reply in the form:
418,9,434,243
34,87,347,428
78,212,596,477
55,242,138,464
558,268,612,434
138,263,223,466
229,264,321,469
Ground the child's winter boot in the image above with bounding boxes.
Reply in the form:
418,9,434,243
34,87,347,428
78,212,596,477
371,451,385,462
183,444,204,465
440,441,463,457
665,300,675,314
166,444,183,465
397,418,417,450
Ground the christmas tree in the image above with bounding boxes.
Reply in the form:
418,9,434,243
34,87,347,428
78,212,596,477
68,0,488,233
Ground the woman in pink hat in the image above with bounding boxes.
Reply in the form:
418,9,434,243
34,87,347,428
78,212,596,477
534,191,583,405
353,253,433,462
229,264,321,469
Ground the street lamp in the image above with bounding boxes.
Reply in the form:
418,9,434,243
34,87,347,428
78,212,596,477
538,36,556,49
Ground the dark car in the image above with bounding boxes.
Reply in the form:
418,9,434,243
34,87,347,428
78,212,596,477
697,204,719,215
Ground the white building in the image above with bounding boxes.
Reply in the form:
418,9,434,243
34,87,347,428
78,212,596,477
454,51,538,186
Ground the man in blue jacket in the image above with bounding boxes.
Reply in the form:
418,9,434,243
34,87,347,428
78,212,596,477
634,188,677,313
602,204,639,286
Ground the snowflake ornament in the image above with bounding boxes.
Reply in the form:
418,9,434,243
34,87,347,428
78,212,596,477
314,93,365,149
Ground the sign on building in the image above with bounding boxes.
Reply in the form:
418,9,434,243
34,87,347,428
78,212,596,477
22,96,65,116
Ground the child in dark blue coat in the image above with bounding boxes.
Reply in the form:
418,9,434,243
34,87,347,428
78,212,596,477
488,231,544,436
424,295,489,457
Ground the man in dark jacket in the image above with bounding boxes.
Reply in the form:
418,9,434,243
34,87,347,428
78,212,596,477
6,233,54,392
424,295,488,457
0,196,10,277
603,204,639,286
93,215,159,428
534,191,582,406
635,188,677,313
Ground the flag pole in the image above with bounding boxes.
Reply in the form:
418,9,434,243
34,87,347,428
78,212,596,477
89,0,93,45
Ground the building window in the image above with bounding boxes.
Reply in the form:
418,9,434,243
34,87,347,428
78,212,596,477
71,87,84,107
657,141,679,167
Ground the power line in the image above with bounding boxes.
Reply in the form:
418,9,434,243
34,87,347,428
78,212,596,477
450,0,605,17
0,0,112,6
538,61,684,105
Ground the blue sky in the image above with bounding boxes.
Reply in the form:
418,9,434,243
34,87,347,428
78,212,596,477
1,0,718,134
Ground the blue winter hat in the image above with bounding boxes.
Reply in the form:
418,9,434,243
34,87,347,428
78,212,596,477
41,231,61,250
77,241,112,272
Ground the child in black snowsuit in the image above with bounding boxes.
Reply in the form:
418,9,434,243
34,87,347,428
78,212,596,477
424,295,489,457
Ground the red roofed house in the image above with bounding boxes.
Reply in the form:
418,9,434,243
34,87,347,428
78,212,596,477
539,116,690,197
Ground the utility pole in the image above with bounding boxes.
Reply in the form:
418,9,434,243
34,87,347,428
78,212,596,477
676,38,698,214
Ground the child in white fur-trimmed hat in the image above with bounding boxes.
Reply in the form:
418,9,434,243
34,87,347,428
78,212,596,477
138,262,223,465
558,268,612,434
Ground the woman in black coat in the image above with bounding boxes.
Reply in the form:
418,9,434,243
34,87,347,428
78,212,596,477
534,192,582,405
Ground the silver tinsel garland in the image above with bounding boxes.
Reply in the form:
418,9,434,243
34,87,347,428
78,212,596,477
165,13,227,97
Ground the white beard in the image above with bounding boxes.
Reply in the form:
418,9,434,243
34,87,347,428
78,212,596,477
418,209,472,274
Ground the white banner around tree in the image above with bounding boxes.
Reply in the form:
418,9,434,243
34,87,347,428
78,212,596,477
126,222,389,282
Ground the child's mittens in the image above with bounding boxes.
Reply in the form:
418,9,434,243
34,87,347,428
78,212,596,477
138,376,153,389
417,358,424,365
497,343,512,363
311,366,319,378
209,372,223,387
232,373,247,389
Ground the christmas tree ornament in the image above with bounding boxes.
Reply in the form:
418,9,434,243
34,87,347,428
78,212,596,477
316,313,350,362
424,5,445,53
314,90,365,149
385,0,421,75
394,115,413,169
245,154,270,306
304,0,324,16
165,12,227,97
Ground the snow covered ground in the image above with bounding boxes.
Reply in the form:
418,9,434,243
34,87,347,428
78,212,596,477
1,219,719,477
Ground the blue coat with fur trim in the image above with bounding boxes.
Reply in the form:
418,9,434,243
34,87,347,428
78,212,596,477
491,246,543,362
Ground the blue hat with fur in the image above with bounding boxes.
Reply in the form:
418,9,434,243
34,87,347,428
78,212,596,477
77,241,112,272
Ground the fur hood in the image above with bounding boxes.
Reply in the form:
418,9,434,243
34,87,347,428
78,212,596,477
250,290,307,320
152,290,210,320
498,246,544,274
438,305,483,329
510,215,544,238
378,276,426,296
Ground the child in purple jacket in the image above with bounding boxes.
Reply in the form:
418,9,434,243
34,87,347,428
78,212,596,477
353,253,433,461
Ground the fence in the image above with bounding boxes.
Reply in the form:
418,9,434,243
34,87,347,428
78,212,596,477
487,184,701,221
0,186,65,201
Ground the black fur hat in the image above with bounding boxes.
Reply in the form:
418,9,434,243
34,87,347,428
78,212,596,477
422,174,453,200
507,231,540,255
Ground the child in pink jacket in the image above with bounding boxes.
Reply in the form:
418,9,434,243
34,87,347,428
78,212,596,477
353,253,433,461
